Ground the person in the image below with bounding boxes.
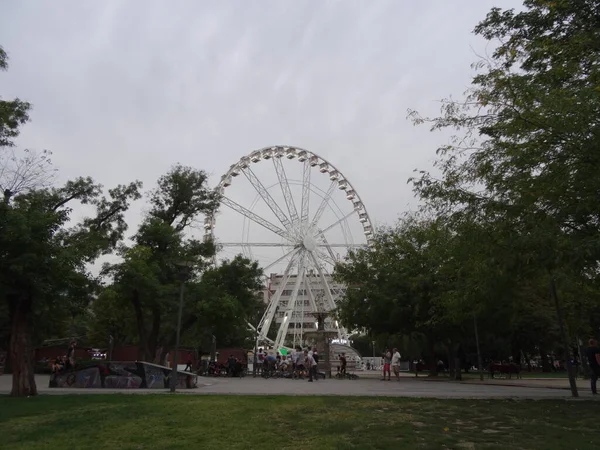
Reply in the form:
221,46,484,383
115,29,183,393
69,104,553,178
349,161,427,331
391,348,401,381
279,355,289,372
184,352,193,372
290,348,297,372
294,349,305,378
586,339,600,394
227,354,236,377
66,341,76,370
51,356,64,373
305,350,317,382
339,352,347,377
381,348,391,381
256,348,264,376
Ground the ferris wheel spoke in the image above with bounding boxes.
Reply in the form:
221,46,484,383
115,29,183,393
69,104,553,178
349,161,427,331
316,250,337,267
320,210,356,234
300,160,311,225
242,167,294,232
220,243,290,247
307,250,340,315
273,157,299,225
263,248,299,272
221,197,290,239
316,233,338,264
310,181,337,229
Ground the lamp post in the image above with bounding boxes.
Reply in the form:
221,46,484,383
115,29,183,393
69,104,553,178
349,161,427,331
170,261,193,393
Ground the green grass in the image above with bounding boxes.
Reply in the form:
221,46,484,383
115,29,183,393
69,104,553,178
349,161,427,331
0,395,597,449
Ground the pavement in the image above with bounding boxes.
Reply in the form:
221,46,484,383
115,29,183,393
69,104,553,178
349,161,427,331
0,374,596,399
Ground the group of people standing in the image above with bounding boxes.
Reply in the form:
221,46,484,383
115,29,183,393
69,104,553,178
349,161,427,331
381,347,402,381
256,346,320,381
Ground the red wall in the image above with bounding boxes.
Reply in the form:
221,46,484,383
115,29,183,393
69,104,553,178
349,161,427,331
35,345,247,366
35,346,90,361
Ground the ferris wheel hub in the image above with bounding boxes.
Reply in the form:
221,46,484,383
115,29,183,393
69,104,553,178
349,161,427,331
301,234,317,252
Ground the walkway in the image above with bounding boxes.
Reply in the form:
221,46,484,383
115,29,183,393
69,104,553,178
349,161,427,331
0,374,594,399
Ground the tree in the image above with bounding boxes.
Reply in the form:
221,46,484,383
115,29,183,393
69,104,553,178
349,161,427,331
409,0,600,393
86,287,137,349
0,178,141,396
0,46,30,148
190,254,264,350
335,215,469,375
1,148,56,202
103,165,219,361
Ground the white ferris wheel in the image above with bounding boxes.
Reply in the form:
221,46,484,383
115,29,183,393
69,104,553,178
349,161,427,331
204,146,373,350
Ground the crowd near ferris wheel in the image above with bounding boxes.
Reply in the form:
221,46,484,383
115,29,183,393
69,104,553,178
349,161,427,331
203,146,373,351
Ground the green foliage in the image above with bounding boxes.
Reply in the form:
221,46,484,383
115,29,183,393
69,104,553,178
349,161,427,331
0,174,141,395
392,0,600,368
190,255,264,349
97,165,261,357
0,45,31,148
87,287,137,348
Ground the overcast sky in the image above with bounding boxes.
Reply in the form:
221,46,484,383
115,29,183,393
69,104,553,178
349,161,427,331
1,0,524,266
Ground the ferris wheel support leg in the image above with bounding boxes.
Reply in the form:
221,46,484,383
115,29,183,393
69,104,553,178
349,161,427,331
274,255,306,350
256,251,299,342
307,251,343,339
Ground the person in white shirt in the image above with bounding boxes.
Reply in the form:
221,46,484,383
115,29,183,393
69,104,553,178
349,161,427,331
304,350,317,382
391,348,401,381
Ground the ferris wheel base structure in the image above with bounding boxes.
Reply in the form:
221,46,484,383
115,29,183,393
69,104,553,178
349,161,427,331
204,145,374,351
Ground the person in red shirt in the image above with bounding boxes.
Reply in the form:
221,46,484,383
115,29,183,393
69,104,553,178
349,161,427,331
184,352,193,372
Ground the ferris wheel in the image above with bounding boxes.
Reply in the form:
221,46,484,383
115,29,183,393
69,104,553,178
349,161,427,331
204,146,373,350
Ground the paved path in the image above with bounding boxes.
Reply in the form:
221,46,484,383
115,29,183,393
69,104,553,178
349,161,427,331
0,374,595,399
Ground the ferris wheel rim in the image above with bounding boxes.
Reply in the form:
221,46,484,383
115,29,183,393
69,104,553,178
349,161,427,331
205,145,373,349
203,145,374,242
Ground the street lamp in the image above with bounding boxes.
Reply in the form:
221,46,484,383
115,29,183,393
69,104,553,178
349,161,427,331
170,260,194,393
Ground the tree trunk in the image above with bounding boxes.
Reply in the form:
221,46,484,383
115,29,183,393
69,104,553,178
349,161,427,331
146,307,161,362
428,336,437,376
131,289,150,360
550,276,578,397
473,313,484,381
9,294,37,397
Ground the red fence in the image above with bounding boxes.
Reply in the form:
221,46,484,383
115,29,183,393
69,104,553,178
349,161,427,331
32,345,248,367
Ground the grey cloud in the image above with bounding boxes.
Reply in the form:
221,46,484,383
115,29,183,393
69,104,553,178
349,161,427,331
0,0,525,266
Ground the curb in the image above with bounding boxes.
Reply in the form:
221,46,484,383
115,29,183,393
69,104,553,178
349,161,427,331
420,377,589,391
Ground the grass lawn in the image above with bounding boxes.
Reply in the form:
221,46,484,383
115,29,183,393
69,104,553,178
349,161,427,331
0,395,597,449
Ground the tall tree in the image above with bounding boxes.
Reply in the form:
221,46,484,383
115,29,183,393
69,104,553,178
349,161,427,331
0,178,141,396
190,254,264,349
103,165,219,361
409,0,600,394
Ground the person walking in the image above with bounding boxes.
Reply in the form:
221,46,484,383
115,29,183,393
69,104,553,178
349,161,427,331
184,352,193,372
391,348,401,381
381,348,392,381
66,341,76,370
305,350,317,382
256,348,264,376
586,339,600,395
